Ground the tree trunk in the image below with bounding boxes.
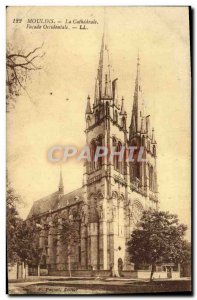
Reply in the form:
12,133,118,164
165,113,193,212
17,262,19,279
67,244,72,277
38,264,40,277
22,261,24,279
68,255,71,277
24,262,26,279
150,264,155,281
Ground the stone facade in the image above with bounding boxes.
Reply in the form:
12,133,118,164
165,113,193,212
27,31,158,275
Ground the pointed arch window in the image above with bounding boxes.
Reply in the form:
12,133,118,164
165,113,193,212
113,139,123,174
147,140,150,152
113,138,118,170
114,110,118,123
153,145,156,156
90,140,96,171
86,116,91,128
117,141,123,173
100,104,104,118
95,110,100,123
132,162,140,181
142,136,145,147
122,117,126,129
149,165,154,191
105,74,108,96
89,196,99,223
106,102,110,116
97,135,103,169
130,141,140,182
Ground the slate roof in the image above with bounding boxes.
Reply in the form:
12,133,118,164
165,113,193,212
27,187,84,219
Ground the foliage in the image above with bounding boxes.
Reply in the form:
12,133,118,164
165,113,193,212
6,178,22,265
57,211,81,276
127,209,189,279
7,175,42,267
15,220,42,266
60,219,80,251
179,240,191,265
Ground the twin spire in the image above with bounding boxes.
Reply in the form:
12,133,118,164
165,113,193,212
86,23,156,143
95,29,112,103
129,54,156,143
86,25,113,114
130,54,145,136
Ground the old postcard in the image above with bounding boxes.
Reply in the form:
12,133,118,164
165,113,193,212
6,6,191,295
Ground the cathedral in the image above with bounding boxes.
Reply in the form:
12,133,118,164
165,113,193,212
27,30,158,275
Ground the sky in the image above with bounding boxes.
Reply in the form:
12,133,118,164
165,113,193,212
7,7,191,239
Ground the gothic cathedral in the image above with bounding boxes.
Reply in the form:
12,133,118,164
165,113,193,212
28,30,158,275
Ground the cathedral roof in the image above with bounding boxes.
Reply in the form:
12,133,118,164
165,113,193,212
58,187,84,208
27,187,84,219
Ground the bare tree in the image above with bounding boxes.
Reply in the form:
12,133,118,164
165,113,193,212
6,43,45,111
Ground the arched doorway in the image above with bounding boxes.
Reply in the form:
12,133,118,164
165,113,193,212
118,258,123,276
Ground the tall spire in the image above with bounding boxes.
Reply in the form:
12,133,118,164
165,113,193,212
94,18,112,102
58,166,64,194
130,53,145,138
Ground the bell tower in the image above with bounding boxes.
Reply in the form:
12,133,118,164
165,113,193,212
81,27,129,273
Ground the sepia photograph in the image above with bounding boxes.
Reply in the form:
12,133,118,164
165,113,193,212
6,6,191,295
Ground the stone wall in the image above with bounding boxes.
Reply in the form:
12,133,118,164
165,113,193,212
48,269,180,279
136,270,180,279
48,269,111,277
